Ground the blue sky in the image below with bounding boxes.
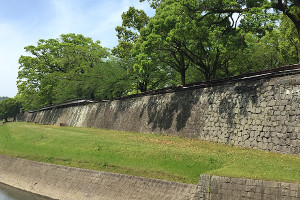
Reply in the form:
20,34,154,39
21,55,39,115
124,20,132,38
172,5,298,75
0,0,154,97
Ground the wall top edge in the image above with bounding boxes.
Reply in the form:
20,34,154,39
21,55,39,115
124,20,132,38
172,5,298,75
28,64,300,113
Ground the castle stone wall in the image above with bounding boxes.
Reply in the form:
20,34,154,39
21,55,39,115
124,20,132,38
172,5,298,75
18,73,300,155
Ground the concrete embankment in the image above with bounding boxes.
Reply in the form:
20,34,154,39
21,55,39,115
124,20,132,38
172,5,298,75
2,154,300,199
0,154,197,200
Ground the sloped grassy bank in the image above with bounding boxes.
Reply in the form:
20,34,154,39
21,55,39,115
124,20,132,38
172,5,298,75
0,122,300,184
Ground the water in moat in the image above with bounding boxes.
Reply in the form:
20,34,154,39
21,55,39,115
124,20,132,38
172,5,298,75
0,183,53,200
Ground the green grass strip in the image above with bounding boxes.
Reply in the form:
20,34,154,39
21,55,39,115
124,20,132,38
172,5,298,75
0,122,299,184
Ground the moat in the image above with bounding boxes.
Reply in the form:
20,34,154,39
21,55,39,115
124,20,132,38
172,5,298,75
0,183,52,200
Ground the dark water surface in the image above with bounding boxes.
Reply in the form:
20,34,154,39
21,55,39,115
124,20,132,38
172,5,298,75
0,183,53,200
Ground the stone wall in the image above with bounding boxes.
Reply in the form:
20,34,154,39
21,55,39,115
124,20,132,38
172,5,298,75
0,154,197,200
18,73,300,155
195,174,300,200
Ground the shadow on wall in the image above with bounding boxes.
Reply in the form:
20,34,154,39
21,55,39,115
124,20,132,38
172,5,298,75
113,99,136,122
144,90,201,132
41,108,64,125
89,98,144,129
218,81,264,128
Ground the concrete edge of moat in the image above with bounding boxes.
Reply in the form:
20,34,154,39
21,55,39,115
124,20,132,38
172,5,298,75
0,154,197,200
1,154,300,200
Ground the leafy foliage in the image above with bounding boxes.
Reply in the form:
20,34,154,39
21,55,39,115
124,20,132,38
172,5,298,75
229,14,300,74
133,1,192,85
0,98,21,121
279,15,300,64
133,0,299,81
54,60,132,102
113,7,173,91
17,34,110,110
180,0,300,39
16,1,300,110
135,0,248,82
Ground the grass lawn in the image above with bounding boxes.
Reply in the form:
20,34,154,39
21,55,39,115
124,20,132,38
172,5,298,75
0,122,300,184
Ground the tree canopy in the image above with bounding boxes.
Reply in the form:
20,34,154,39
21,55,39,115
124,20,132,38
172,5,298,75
0,98,21,122
136,0,299,76
113,7,173,91
16,1,300,110
178,0,300,38
17,34,111,109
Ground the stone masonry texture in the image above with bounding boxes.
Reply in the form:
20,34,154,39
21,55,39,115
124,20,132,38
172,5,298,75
0,154,197,200
195,174,300,200
18,73,300,155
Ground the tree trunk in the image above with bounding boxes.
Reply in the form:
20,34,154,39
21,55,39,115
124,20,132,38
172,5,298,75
179,49,187,86
138,82,147,93
288,16,300,40
180,70,186,86
275,2,300,40
295,21,300,41
203,67,212,81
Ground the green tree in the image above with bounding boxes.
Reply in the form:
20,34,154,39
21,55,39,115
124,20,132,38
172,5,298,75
113,7,172,92
180,0,300,39
0,98,21,122
54,59,133,102
133,1,191,85
278,14,300,64
229,14,300,75
229,31,283,75
113,7,149,92
141,0,298,78
272,0,300,38
17,33,109,110
135,0,245,82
